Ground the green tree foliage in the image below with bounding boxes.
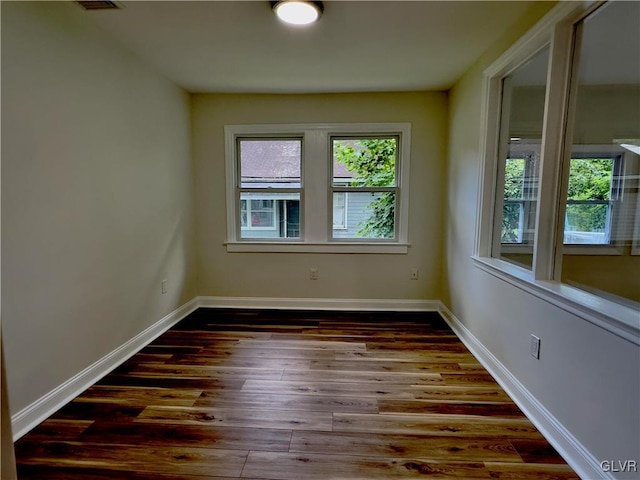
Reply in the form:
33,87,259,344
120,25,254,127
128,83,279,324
565,158,613,233
501,158,525,243
500,156,613,243
567,159,612,201
334,139,396,238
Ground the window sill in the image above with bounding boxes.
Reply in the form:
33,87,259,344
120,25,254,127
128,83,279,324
471,255,640,345
225,241,410,254
500,244,622,256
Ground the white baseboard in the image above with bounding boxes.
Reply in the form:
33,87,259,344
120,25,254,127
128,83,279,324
11,298,199,441
437,302,608,480
197,296,440,312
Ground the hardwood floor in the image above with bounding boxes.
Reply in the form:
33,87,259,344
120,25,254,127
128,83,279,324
14,309,578,479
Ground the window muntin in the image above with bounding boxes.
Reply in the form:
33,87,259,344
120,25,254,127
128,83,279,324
225,123,411,252
331,137,399,240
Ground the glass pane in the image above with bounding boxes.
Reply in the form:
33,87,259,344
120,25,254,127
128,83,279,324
332,192,395,239
333,192,347,229
564,158,614,245
493,45,550,269
239,139,301,188
567,158,613,202
502,202,524,243
560,1,640,304
502,158,525,243
564,203,609,244
332,138,396,187
239,192,300,239
249,199,274,227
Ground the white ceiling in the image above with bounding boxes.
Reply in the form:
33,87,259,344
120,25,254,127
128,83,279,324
79,0,537,93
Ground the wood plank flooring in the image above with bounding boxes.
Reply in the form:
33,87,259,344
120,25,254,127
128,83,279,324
14,308,578,479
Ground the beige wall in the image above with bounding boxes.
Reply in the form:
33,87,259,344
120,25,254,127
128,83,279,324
511,85,640,142
1,2,197,414
192,92,448,300
446,2,640,477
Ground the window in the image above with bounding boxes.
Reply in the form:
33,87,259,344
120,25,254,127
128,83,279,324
564,153,622,246
499,144,626,249
225,123,411,253
238,138,301,239
476,1,639,342
500,148,540,247
490,44,549,268
331,137,398,239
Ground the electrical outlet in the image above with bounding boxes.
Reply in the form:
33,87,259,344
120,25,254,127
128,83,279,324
310,268,318,280
410,268,419,280
530,334,541,359
161,279,167,294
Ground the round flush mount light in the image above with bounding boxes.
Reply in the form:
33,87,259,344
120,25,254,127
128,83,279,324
272,1,323,25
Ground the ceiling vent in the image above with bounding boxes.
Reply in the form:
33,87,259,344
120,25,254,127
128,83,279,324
77,1,123,10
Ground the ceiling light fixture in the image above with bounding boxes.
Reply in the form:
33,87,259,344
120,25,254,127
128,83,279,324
272,1,323,26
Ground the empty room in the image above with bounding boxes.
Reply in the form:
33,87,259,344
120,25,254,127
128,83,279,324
1,1,638,479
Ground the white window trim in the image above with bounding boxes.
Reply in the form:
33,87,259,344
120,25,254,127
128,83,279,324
475,1,640,344
225,123,411,254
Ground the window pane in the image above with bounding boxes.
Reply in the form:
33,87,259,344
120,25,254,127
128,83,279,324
332,138,396,187
564,158,614,245
239,192,300,239
239,139,301,188
560,1,640,304
502,202,524,243
564,203,609,244
567,159,613,202
333,192,347,230
332,192,395,239
501,158,525,243
493,44,549,269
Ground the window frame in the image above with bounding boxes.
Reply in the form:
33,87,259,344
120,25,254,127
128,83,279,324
235,136,303,241
495,143,541,254
562,147,625,252
330,135,400,241
473,0,640,344
499,143,628,255
225,123,411,254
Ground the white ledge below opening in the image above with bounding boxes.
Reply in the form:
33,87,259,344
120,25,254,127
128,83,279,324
225,242,410,254
471,255,640,346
